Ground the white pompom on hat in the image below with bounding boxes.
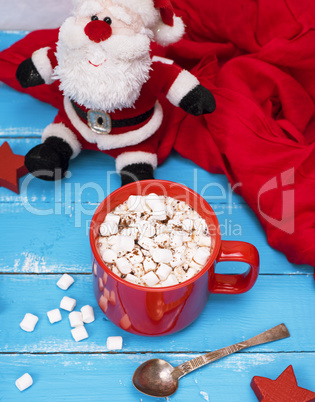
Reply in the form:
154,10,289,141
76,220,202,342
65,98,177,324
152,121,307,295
111,0,185,46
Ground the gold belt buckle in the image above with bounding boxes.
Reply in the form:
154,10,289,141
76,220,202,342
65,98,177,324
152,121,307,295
87,110,112,134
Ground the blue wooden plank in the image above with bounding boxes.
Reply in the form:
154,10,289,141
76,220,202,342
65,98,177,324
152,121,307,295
1,274,314,353
0,353,314,401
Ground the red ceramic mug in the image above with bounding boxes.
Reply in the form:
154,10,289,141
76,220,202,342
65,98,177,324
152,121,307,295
90,180,259,336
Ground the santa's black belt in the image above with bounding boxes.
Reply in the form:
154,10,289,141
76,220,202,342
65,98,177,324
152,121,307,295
71,99,154,135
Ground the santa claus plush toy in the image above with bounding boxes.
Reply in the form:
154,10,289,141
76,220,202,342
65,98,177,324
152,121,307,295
16,0,215,185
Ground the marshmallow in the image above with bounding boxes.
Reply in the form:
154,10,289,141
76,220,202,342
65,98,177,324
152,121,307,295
127,195,146,212
155,233,170,247
161,273,179,287
126,249,144,264
170,252,185,268
20,313,38,332
15,373,33,392
105,213,120,225
143,271,160,286
71,325,88,342
47,309,62,324
170,234,183,248
198,235,211,247
102,249,117,264
193,247,211,266
107,336,123,350
182,218,194,231
152,248,172,264
138,222,155,238
56,274,74,290
116,257,132,274
100,222,118,236
114,235,134,252
146,194,167,220
183,268,198,281
60,296,76,312
69,311,83,328
143,257,156,272
156,263,172,281
138,236,156,250
125,273,139,284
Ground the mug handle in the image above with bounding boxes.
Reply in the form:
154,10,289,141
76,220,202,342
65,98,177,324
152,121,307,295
210,240,259,294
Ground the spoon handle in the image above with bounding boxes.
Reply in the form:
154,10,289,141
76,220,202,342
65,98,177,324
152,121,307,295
172,323,290,380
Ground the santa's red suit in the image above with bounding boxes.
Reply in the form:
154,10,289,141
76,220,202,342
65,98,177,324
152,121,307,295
34,46,200,173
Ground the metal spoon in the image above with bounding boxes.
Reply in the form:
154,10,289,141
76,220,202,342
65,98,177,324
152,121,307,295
132,323,290,398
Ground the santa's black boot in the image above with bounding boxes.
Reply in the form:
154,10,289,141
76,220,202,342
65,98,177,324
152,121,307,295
120,163,154,186
25,136,73,181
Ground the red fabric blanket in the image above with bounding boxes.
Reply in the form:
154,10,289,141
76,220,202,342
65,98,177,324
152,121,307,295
0,0,314,269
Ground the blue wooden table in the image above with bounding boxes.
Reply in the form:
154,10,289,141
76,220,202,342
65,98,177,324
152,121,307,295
1,32,315,401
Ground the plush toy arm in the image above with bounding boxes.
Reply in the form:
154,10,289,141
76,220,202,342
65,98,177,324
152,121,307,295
179,84,216,116
16,46,56,88
164,68,216,116
16,58,45,88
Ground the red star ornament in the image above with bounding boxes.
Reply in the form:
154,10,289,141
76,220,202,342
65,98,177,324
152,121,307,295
251,365,315,402
0,142,28,194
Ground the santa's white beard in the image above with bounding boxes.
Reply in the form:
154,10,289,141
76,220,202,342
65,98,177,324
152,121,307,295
54,33,152,112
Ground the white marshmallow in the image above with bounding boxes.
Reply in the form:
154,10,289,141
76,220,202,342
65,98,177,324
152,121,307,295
126,249,144,264
198,235,211,247
170,252,185,268
143,271,160,286
105,213,120,225
107,336,123,350
194,218,207,234
127,195,146,212
143,257,156,272
156,264,172,281
146,193,167,220
138,222,155,238
47,309,62,324
71,325,88,342
81,305,95,323
120,227,138,238
100,222,118,236
102,249,117,264
183,268,198,281
182,218,194,231
60,296,76,312
155,233,170,247
116,257,132,274
161,273,179,287
138,236,157,250
56,274,74,290
114,235,134,252
152,248,173,264
69,311,83,328
15,373,33,392
189,259,205,270
125,273,139,284
170,234,183,248
20,313,38,332
193,247,211,266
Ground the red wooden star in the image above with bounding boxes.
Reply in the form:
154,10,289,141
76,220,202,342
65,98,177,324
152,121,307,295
251,365,315,402
0,141,28,194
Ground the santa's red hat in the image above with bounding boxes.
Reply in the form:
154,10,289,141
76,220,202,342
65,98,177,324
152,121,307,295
113,0,185,46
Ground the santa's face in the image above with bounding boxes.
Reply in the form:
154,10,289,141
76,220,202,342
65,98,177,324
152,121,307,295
54,0,153,112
